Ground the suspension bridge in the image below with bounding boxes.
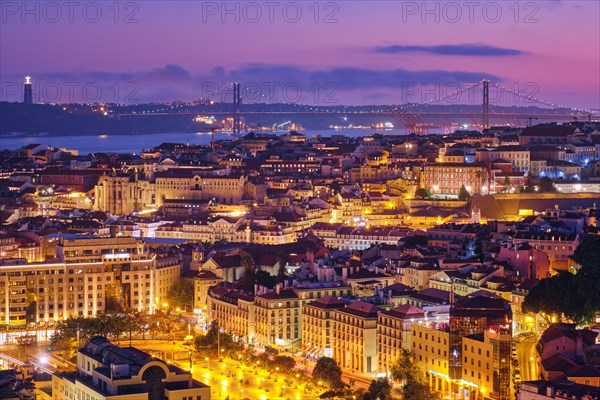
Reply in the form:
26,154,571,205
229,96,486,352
114,80,599,134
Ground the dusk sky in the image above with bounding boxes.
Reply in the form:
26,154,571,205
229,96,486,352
1,0,598,109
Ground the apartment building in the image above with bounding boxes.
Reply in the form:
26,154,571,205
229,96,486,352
462,329,512,400
449,295,513,399
512,231,579,270
302,296,346,359
332,301,378,374
260,156,321,176
423,163,487,196
154,217,248,243
207,286,255,344
477,146,531,172
254,287,301,350
377,304,426,375
321,225,409,251
412,322,451,394
208,282,352,350
0,237,180,325
193,270,222,314
411,293,513,400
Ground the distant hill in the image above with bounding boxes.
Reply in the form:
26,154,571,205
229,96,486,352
1,101,584,137
0,102,201,136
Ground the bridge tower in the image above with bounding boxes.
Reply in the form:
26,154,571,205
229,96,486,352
482,79,490,129
232,83,242,135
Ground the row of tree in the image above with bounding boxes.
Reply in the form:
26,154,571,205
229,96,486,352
51,309,190,351
240,253,289,293
414,185,471,201
414,177,558,201
312,350,441,400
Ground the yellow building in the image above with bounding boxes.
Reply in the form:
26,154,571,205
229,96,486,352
462,329,512,400
254,287,301,350
412,322,451,395
302,296,346,359
0,237,180,326
52,336,210,400
207,286,255,344
193,270,222,314
332,301,378,374
377,304,426,375
208,283,351,351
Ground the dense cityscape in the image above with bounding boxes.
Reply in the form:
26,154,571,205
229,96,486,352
1,1,600,399
0,110,599,399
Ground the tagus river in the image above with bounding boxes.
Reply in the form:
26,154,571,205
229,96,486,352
0,129,412,154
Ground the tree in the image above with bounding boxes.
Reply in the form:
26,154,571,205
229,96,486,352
240,255,256,293
104,293,124,313
522,272,573,323
403,235,428,247
25,292,37,324
390,350,420,383
168,279,194,311
523,236,600,325
51,313,129,347
401,379,441,400
390,350,441,400
539,177,556,192
458,184,471,201
329,181,342,195
194,321,242,354
363,378,393,400
313,357,344,389
414,188,431,199
277,251,289,284
273,355,296,372
570,236,600,270
255,270,276,289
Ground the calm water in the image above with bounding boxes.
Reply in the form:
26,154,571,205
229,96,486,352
0,129,411,154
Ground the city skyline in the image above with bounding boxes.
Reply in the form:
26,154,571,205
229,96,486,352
1,2,600,400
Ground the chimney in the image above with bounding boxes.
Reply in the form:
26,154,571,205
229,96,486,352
276,283,281,295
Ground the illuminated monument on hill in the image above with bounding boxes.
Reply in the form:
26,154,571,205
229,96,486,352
23,76,33,104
